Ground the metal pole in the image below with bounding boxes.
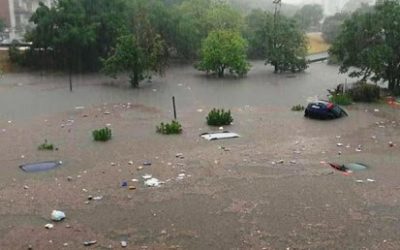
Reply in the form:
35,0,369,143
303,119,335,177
172,96,177,120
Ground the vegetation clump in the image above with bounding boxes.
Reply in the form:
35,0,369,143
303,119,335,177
156,120,182,135
329,94,352,106
291,105,305,111
38,139,54,150
348,84,380,103
206,109,233,126
92,127,112,141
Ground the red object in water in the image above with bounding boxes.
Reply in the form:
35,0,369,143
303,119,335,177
327,102,334,110
328,163,347,172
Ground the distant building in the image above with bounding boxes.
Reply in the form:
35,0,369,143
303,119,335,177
0,0,54,42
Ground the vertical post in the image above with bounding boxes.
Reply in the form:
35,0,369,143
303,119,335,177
172,96,177,120
343,78,347,94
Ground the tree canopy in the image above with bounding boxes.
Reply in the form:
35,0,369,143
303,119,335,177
197,30,250,77
330,0,400,92
322,13,350,44
246,10,308,72
102,34,167,87
294,4,323,31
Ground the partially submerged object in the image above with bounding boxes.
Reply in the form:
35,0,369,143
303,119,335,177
305,101,347,120
20,161,63,173
200,131,240,141
328,162,368,173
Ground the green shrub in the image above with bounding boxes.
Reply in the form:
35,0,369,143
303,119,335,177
349,84,380,102
206,108,233,126
38,139,54,150
291,105,305,111
156,120,182,135
329,94,352,106
92,127,112,141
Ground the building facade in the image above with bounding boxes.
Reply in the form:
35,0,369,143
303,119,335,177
0,0,54,42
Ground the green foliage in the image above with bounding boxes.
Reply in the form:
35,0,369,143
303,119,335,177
102,33,167,87
330,1,400,92
23,0,128,71
156,120,183,135
8,41,24,65
92,127,112,141
291,105,305,111
329,94,353,106
294,4,324,31
38,139,54,150
322,13,350,44
348,83,381,102
0,19,5,41
245,10,308,72
206,108,233,126
197,30,250,77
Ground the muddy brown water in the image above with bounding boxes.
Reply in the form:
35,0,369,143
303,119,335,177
0,62,399,249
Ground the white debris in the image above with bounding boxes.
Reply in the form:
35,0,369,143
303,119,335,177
128,161,134,165
51,210,66,221
121,241,128,248
219,127,224,130
131,179,138,182
45,223,54,229
142,174,152,180
75,106,85,110
8,120,12,124
144,178,161,187
367,179,376,182
197,109,203,113
336,135,341,139
93,196,103,201
374,109,380,112
337,143,343,147
355,180,364,183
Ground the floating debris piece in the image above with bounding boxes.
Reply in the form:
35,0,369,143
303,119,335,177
121,181,128,187
201,132,240,141
83,240,97,246
44,223,54,229
367,178,376,182
143,161,152,166
355,180,364,183
20,161,63,173
144,178,161,187
142,174,152,180
51,210,66,221
337,143,343,147
128,161,134,165
121,241,128,248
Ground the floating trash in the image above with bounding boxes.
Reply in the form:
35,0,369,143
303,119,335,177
200,132,240,141
328,162,368,173
144,178,161,187
20,161,63,173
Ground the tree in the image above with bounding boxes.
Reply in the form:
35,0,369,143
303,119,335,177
330,0,400,92
0,19,5,41
244,9,271,59
246,9,308,73
322,13,350,43
102,34,167,87
294,4,323,31
197,30,250,77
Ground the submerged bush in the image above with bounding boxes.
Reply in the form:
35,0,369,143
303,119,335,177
291,105,305,111
349,84,380,102
329,94,352,106
156,120,182,135
92,127,112,141
38,139,54,150
206,108,233,126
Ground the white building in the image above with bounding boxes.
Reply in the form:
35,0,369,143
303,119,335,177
2,0,54,42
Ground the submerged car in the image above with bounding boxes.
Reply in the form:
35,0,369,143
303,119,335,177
304,101,347,120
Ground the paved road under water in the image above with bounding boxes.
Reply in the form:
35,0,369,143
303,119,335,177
0,62,399,249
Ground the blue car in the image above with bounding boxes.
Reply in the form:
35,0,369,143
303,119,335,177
304,101,347,120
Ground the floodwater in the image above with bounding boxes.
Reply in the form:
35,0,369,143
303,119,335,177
0,62,400,249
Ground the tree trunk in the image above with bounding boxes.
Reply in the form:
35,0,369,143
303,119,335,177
130,72,139,88
69,65,72,92
388,79,395,92
218,66,224,77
